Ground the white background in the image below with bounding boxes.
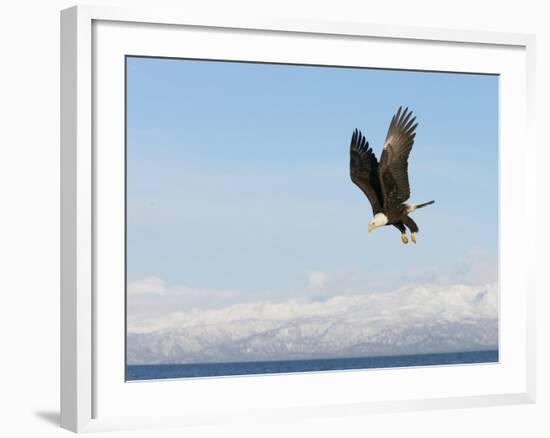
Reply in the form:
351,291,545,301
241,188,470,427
0,0,547,437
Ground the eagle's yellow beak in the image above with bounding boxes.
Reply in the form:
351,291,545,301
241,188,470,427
368,223,374,233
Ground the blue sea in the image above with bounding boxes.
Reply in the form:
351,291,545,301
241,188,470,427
126,350,498,381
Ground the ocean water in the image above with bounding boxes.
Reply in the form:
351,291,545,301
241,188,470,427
126,350,498,381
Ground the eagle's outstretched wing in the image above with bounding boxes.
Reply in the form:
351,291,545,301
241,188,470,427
350,129,384,214
379,107,418,209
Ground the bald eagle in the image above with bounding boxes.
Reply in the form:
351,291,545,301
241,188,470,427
349,107,434,244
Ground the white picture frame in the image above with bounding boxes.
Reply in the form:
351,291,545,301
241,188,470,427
60,4,536,433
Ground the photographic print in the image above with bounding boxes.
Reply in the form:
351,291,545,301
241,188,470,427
125,57,498,381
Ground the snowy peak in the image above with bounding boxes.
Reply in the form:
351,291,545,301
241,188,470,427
127,282,498,365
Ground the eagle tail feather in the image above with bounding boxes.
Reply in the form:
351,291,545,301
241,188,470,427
406,200,435,213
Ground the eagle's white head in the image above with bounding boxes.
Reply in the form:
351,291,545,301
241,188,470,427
368,213,388,232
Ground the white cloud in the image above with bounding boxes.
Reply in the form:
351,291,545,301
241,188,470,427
128,276,239,298
301,249,498,299
128,276,167,295
127,277,241,316
308,271,330,288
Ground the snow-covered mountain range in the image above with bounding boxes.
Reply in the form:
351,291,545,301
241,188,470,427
127,282,498,365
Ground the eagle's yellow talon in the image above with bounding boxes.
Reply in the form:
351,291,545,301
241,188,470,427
401,233,408,244
411,233,416,244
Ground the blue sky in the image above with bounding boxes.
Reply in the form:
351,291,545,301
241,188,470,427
126,56,498,306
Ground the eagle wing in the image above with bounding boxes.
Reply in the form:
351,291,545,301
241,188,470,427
349,129,384,214
378,107,418,209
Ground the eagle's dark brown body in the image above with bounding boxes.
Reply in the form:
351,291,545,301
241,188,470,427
349,107,434,243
